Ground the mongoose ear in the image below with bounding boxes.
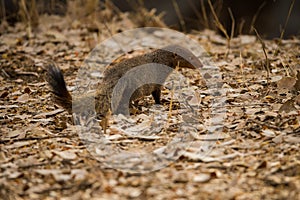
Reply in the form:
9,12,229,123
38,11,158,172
172,52,177,59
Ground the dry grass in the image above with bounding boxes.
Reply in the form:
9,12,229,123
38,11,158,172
253,28,270,82
7,0,296,41
207,0,232,53
172,0,186,32
18,0,39,36
275,0,295,55
125,0,166,28
67,0,99,20
200,0,209,29
249,1,266,34
0,0,6,21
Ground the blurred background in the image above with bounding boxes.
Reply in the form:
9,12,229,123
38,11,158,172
1,0,299,39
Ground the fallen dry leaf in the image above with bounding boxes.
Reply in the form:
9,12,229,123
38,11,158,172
277,77,296,90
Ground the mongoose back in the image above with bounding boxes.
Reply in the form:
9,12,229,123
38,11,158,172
47,45,202,117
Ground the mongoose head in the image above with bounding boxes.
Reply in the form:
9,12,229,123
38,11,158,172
162,44,202,69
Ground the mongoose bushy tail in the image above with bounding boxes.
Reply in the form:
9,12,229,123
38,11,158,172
47,63,72,113
47,45,202,116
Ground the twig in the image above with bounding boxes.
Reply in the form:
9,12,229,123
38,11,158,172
226,103,271,108
35,182,93,194
200,0,209,28
248,119,282,131
253,27,270,83
1,69,10,78
207,0,228,39
19,0,32,37
277,116,297,128
228,8,235,41
1,0,6,22
239,51,247,88
172,0,186,32
275,0,295,55
15,71,39,77
17,161,60,169
104,0,123,15
207,0,231,52
0,134,77,144
249,1,266,34
168,81,175,119
187,0,203,29
238,19,245,35
102,21,127,55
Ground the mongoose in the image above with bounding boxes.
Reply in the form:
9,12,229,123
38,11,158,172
47,45,202,117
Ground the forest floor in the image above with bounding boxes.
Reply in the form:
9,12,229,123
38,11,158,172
0,8,299,200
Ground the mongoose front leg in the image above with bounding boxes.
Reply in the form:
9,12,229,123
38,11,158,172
151,85,161,104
